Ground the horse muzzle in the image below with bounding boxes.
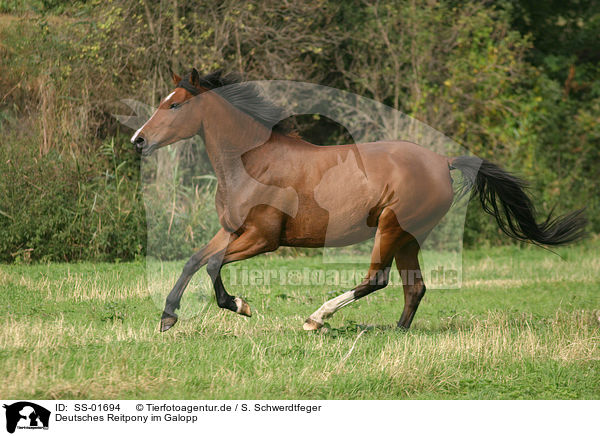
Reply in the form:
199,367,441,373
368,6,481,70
131,132,147,153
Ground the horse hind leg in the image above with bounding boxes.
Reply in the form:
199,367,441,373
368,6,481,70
303,208,405,330
395,237,426,329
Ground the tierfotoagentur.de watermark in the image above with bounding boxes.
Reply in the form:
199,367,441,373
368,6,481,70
226,265,458,288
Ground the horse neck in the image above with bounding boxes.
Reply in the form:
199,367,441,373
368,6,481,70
199,92,273,190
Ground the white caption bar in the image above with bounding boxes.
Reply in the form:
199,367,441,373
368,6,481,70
0,400,596,436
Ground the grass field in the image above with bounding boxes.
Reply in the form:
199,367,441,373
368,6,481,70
1,243,598,399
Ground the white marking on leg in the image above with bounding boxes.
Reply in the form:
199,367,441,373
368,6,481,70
234,297,244,314
308,290,356,325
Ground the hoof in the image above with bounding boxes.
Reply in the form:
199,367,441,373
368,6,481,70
160,315,178,332
302,318,323,331
235,297,252,317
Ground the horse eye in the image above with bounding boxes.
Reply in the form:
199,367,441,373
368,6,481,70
169,102,180,109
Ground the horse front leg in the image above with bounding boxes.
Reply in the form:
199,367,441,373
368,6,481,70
206,226,279,318
161,228,232,332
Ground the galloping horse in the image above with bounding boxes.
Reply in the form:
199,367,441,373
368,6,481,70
131,69,586,332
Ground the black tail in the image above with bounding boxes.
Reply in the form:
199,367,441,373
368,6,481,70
450,155,587,246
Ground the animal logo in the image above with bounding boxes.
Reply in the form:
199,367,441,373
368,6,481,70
3,402,50,433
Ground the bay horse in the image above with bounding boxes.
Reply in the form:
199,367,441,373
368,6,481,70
131,69,586,332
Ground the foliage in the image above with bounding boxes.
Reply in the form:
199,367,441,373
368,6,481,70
0,0,598,262
0,122,145,261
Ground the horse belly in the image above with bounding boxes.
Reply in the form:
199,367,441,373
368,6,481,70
280,208,376,248
280,179,379,248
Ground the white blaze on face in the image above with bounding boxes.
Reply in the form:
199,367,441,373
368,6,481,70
131,125,144,143
162,91,176,104
130,91,177,143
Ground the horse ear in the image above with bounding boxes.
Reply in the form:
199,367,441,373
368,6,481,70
170,68,182,86
190,68,200,88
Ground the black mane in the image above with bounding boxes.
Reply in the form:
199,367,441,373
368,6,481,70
192,71,291,133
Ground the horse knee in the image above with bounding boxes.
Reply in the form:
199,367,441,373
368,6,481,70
182,254,203,276
206,256,221,278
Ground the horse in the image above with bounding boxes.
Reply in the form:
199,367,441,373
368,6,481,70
131,69,587,332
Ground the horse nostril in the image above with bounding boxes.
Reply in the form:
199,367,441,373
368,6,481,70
132,135,146,152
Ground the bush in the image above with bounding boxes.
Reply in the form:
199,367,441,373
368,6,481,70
0,120,145,262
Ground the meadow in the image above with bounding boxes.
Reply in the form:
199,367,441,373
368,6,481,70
0,243,598,399
1,1,598,404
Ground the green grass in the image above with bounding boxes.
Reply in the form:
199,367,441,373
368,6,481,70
0,244,598,399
